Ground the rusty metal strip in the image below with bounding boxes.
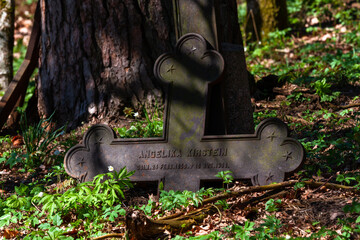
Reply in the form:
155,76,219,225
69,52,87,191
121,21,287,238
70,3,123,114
0,1,40,129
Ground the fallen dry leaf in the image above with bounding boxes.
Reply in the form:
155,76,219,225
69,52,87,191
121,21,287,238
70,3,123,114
2,229,19,238
11,135,23,146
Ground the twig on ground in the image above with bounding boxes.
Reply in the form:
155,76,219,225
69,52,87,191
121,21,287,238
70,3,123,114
211,204,222,225
91,233,125,240
311,176,333,193
329,102,360,111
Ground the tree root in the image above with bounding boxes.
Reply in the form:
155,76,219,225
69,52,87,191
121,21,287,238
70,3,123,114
124,180,358,239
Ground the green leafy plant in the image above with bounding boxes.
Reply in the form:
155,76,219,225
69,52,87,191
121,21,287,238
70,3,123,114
123,107,134,118
0,150,23,168
33,167,133,219
265,199,282,213
137,199,156,216
102,204,126,222
311,78,339,102
172,231,222,240
256,215,283,238
230,221,255,240
336,173,356,185
159,187,215,212
116,108,163,138
20,112,65,168
215,170,234,189
159,190,203,211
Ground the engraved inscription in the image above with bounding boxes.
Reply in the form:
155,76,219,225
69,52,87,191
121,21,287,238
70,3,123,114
139,148,228,159
187,148,228,157
139,149,182,159
136,162,230,171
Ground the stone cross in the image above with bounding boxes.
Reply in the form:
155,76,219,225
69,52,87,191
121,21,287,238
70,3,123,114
64,34,304,192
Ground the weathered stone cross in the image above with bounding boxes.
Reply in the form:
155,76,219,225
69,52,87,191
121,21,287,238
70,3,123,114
65,33,304,192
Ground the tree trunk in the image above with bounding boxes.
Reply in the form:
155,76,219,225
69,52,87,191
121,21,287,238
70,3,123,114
246,0,288,42
0,0,14,90
216,0,254,134
38,0,174,129
38,0,252,132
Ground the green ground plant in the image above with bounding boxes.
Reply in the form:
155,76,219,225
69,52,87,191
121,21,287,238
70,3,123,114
239,0,360,104
215,170,234,189
0,113,66,170
0,167,132,239
116,107,163,138
19,113,65,168
1,0,360,238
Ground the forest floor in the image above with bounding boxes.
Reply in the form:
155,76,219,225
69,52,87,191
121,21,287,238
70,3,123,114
0,1,360,239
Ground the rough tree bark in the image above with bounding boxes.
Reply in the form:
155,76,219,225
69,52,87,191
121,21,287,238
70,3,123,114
38,0,174,129
216,0,254,134
246,0,288,41
0,0,14,90
38,0,253,132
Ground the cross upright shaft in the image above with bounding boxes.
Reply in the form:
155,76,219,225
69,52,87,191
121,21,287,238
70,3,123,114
173,0,219,49
155,34,224,148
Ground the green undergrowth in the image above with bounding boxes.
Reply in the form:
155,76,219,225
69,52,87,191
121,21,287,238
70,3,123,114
0,0,359,238
0,112,360,238
115,107,163,138
239,0,360,102
0,113,65,169
0,167,133,239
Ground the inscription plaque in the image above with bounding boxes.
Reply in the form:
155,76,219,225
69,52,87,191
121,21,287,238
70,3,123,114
64,34,304,191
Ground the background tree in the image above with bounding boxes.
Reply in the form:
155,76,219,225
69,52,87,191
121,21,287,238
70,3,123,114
245,0,288,42
0,0,14,90
38,0,253,133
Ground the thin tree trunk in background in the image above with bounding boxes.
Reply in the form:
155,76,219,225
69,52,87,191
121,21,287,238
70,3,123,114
0,0,14,90
38,0,253,132
246,0,288,42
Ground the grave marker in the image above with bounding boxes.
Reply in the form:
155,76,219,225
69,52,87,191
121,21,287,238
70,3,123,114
64,34,304,191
